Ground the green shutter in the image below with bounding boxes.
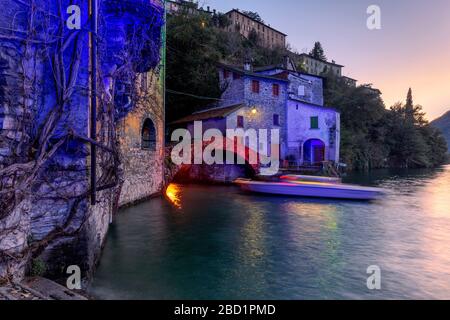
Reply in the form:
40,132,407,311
310,116,319,129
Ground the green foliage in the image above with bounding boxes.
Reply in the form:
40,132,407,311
309,42,327,61
166,16,447,170
166,13,287,123
431,111,450,153
325,76,448,170
241,11,264,23
30,258,47,277
214,13,232,28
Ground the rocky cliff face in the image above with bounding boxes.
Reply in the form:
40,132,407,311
431,111,450,152
1,0,165,281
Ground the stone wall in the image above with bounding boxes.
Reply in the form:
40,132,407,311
286,100,340,163
218,68,245,106
174,164,250,184
0,0,165,281
242,76,288,158
1,0,47,279
257,69,324,106
117,72,165,206
299,74,324,106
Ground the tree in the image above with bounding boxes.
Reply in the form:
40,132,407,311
166,12,287,123
323,76,448,170
242,11,264,23
248,29,260,46
405,87,415,123
309,42,327,61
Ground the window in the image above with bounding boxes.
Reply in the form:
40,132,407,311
237,115,244,128
310,116,319,129
251,80,260,93
273,114,280,126
272,84,280,96
298,85,305,96
141,73,148,92
142,118,156,150
223,69,230,79
233,72,241,80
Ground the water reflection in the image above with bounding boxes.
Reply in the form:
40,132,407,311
165,183,182,209
91,166,450,299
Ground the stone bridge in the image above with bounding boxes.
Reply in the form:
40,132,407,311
165,137,261,185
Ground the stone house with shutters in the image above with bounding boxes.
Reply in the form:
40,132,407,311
172,58,340,168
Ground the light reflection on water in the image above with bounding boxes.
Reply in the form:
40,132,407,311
90,166,450,300
165,183,182,209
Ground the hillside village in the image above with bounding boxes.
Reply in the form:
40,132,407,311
166,0,448,171
0,0,449,300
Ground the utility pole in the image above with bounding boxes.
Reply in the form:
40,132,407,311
90,0,98,205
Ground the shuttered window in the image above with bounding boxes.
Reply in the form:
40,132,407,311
310,116,319,129
252,80,260,93
272,84,280,96
237,116,244,128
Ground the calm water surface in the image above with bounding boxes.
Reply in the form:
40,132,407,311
90,166,450,299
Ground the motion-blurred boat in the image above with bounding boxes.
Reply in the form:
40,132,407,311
234,179,385,201
280,175,342,184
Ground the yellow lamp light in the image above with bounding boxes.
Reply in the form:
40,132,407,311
251,108,257,115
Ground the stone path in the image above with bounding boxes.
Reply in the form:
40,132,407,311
0,277,88,300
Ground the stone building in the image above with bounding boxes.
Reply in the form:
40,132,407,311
224,9,287,49
0,0,165,281
297,53,344,77
166,0,199,15
254,60,340,165
172,59,340,171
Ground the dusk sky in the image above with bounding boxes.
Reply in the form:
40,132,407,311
203,0,450,120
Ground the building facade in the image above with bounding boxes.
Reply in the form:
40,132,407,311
166,0,198,14
297,53,344,77
172,60,340,170
224,9,287,49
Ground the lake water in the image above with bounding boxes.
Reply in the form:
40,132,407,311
89,165,450,300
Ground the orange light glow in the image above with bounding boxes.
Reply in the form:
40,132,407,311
165,183,182,209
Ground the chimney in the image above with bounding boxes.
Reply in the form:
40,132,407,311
284,55,297,72
244,62,252,71
244,55,253,71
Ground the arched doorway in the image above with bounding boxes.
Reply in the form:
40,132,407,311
303,139,325,165
142,118,156,150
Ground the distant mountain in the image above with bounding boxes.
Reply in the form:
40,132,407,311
431,110,450,152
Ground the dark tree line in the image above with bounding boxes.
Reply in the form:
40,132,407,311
166,12,287,123
324,73,448,170
166,15,448,170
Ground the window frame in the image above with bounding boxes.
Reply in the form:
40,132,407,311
251,80,260,94
298,85,305,96
237,115,244,128
310,116,319,130
141,118,157,151
273,114,280,126
272,83,280,96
